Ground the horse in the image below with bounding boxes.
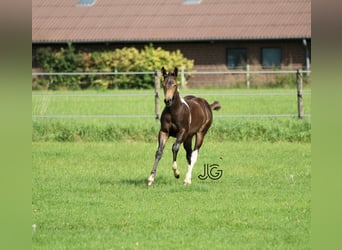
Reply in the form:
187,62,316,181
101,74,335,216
147,67,221,186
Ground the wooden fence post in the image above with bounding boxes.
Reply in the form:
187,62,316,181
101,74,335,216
296,69,304,119
246,64,250,88
154,70,161,120
180,66,185,88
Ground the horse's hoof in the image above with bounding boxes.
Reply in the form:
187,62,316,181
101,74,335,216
175,174,180,179
147,176,154,186
183,180,191,185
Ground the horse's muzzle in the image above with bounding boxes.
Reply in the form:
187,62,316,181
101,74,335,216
164,97,173,107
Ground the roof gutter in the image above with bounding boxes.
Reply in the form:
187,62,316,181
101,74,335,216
32,36,311,44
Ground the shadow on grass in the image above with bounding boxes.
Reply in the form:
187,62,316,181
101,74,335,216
110,176,211,191
97,177,146,187
119,177,147,187
98,176,175,188
118,175,178,188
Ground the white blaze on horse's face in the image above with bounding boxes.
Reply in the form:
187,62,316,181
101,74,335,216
163,77,178,107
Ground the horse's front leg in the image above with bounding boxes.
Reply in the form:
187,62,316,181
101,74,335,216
172,128,186,179
148,131,168,186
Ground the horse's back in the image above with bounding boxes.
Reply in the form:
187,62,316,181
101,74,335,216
184,95,213,133
184,95,212,114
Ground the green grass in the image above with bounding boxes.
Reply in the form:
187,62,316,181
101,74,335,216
32,88,311,116
32,141,310,249
32,88,311,249
32,89,311,143
32,117,311,143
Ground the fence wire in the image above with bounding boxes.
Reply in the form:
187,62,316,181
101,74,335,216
32,70,311,120
32,114,311,119
32,70,311,76
32,91,311,98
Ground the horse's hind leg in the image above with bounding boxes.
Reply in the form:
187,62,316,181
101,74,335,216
183,136,193,164
148,131,168,186
183,136,193,183
184,133,204,185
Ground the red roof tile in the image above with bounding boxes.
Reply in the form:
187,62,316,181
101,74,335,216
32,0,311,43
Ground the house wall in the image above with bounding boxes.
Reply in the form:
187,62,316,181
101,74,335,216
32,39,310,88
155,40,310,87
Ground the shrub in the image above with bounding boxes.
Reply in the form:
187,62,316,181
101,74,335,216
35,43,83,90
34,44,194,90
81,44,194,89
273,73,297,88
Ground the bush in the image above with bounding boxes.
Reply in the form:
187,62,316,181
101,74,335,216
34,44,194,90
81,44,194,89
273,73,297,88
34,43,83,90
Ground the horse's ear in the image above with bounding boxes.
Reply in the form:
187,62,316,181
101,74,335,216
161,67,167,78
174,67,178,77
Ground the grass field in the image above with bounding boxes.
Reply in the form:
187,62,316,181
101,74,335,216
32,89,311,143
32,88,311,249
32,88,311,117
32,141,310,249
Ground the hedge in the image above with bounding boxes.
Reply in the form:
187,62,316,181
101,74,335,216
33,44,194,90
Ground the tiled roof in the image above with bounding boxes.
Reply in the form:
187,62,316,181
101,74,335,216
32,0,311,43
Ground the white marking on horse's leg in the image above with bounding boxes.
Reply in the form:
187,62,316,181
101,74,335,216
147,174,155,186
184,150,198,185
172,161,180,178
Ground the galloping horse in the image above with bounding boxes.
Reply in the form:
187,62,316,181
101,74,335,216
148,67,221,186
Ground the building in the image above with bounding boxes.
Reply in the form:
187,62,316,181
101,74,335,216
32,0,311,87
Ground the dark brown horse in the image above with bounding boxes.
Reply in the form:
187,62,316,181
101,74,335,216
148,67,221,185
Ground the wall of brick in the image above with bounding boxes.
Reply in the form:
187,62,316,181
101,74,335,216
32,39,310,88
152,40,310,87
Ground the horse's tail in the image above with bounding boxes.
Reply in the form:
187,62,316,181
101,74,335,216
210,101,221,111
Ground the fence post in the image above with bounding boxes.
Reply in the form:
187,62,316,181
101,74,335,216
113,68,118,87
154,70,161,120
246,64,250,88
296,69,304,119
180,66,185,88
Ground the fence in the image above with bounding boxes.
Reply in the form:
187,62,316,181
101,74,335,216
32,69,311,120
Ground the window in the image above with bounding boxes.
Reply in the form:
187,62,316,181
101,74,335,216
77,0,96,7
262,48,281,68
183,0,202,5
227,48,247,69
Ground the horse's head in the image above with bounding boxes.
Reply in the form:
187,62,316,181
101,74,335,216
161,67,178,107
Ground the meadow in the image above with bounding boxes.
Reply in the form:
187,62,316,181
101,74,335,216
32,89,311,117
32,88,311,143
32,88,311,249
